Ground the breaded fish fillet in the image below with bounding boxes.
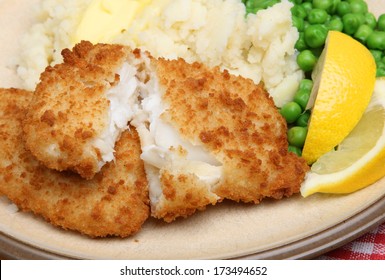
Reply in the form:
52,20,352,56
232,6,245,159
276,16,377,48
156,59,309,202
0,88,149,238
135,57,310,222
23,42,147,179
21,42,309,223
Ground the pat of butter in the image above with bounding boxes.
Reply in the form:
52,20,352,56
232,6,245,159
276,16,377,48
72,0,150,44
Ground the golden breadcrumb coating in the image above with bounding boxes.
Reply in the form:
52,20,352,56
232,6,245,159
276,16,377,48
150,166,220,222
155,58,309,204
0,88,149,238
22,42,133,179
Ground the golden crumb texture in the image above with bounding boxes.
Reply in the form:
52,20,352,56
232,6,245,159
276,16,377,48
0,88,149,238
156,58,309,204
22,41,133,179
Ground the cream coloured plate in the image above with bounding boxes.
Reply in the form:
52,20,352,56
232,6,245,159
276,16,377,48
0,0,385,259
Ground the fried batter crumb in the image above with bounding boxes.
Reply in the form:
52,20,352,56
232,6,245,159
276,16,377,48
0,88,149,238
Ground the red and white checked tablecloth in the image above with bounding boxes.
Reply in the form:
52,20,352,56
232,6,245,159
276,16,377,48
318,222,385,260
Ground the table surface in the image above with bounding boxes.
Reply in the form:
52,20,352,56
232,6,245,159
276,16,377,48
317,222,385,260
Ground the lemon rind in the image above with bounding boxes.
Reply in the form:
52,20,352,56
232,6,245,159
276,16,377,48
300,79,385,197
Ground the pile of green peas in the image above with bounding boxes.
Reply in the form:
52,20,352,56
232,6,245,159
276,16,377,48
243,0,385,75
279,78,312,156
242,0,385,156
291,0,385,77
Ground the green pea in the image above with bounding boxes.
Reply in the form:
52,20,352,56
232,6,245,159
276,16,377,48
326,18,344,31
337,1,351,17
328,0,341,14
376,61,385,70
364,12,377,30
288,126,308,148
292,16,305,31
296,111,311,127
304,24,328,48
376,68,385,77
354,24,373,44
342,13,361,35
330,14,341,21
288,145,302,156
349,0,368,14
245,0,260,9
370,49,383,62
310,47,323,58
295,32,308,51
299,79,314,92
312,0,333,11
246,0,280,13
297,49,318,72
301,2,313,14
367,31,385,50
357,13,365,25
308,9,329,24
378,14,385,31
294,89,310,110
280,102,302,124
291,5,307,19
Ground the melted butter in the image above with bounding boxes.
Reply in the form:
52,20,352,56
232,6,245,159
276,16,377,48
72,0,151,44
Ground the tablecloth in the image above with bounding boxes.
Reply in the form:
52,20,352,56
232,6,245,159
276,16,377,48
318,222,385,260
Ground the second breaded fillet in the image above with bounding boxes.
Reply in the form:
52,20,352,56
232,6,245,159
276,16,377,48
155,59,309,202
134,57,310,222
0,88,149,238
22,42,148,179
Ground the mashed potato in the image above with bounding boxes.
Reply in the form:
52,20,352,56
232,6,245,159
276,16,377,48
16,0,303,106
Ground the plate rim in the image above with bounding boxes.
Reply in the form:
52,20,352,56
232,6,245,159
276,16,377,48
236,193,385,259
2,193,385,260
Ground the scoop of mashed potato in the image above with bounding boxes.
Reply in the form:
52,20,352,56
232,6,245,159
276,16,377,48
16,0,303,106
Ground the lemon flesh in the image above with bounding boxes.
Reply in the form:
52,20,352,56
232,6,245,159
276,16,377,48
301,79,385,197
302,31,376,164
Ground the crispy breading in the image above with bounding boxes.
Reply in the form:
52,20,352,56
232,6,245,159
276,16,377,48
22,42,133,179
149,165,220,222
155,58,309,204
62,41,141,70
134,55,309,222
0,88,149,238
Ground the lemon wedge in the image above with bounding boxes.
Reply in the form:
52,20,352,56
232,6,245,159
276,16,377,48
302,31,376,164
301,78,385,197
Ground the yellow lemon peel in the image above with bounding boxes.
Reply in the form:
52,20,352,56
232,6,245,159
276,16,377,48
302,31,376,164
301,78,385,197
